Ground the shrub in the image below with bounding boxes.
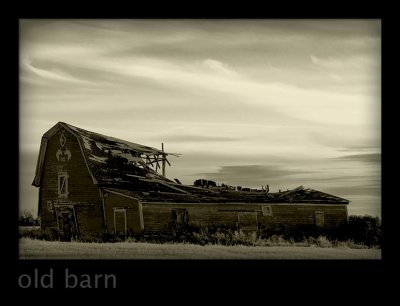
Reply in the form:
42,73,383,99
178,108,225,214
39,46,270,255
19,228,59,241
19,214,381,248
345,215,382,247
315,236,332,248
257,216,381,248
19,210,40,226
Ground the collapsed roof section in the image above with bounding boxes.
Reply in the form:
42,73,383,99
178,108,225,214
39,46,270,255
63,122,179,185
104,184,349,204
267,185,349,204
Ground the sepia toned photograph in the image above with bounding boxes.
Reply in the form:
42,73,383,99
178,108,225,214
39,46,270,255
19,19,381,261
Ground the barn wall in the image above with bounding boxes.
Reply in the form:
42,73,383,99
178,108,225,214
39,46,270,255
141,202,348,233
257,204,348,229
104,192,142,235
39,127,104,235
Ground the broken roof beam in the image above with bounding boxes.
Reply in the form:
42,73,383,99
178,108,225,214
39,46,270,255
145,155,155,167
139,178,191,194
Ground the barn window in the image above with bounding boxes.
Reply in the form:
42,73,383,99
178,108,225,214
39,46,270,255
58,172,69,198
315,211,324,227
261,205,273,216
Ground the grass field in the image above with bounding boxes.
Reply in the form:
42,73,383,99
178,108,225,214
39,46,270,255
19,238,381,260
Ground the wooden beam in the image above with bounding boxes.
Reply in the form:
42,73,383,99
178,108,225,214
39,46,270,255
162,143,166,177
154,155,160,171
145,154,154,167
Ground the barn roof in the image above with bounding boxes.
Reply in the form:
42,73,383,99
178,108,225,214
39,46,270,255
32,121,178,187
32,122,349,205
266,185,349,203
102,185,349,204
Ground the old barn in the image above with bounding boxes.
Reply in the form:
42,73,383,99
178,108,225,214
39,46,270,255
32,122,349,240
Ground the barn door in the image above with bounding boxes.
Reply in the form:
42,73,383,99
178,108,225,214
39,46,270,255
315,211,325,227
171,209,189,232
114,208,127,236
237,212,258,231
55,205,78,241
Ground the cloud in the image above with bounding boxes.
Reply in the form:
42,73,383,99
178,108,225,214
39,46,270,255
20,25,378,128
310,54,374,69
19,19,381,217
337,144,380,152
156,134,241,143
203,58,238,76
334,153,381,163
25,62,93,85
196,164,314,185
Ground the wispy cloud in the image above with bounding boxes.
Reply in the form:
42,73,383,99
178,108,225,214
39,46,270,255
19,19,381,217
203,58,238,76
334,153,381,163
23,61,93,85
197,164,314,185
155,134,241,143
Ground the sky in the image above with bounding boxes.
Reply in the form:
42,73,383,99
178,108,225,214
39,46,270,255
19,19,381,218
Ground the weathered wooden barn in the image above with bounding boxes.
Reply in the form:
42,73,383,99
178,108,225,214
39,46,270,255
32,122,349,240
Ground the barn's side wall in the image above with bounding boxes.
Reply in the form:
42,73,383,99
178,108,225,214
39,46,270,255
141,202,348,233
103,192,142,235
39,128,104,235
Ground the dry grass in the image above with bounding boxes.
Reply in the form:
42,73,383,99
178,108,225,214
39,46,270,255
19,238,381,260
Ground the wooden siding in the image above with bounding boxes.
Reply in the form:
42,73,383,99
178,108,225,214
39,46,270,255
39,127,104,235
141,202,348,233
104,192,142,235
33,137,48,186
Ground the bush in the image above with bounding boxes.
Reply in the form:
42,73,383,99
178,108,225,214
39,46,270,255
345,215,382,247
19,214,381,248
315,236,332,248
19,228,59,241
256,215,382,248
19,210,40,226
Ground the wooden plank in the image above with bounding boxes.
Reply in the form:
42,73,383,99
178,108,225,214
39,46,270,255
145,155,154,167
138,202,144,231
139,178,190,194
161,143,165,177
